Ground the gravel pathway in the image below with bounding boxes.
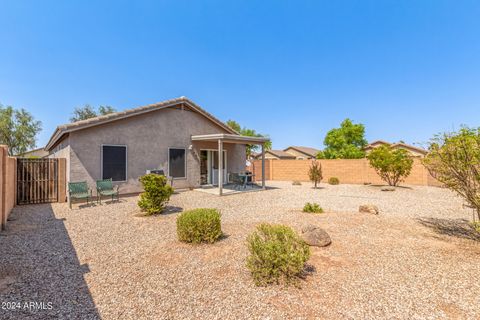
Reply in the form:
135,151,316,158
1,181,479,319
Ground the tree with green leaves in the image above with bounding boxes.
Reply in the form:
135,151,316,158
317,118,367,159
423,127,480,221
70,104,116,122
367,145,413,186
0,104,42,156
226,120,271,157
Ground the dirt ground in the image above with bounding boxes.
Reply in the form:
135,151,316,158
1,181,479,319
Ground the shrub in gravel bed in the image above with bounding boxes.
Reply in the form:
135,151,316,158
292,180,302,186
328,177,340,185
176,208,222,244
471,221,480,233
303,202,324,214
138,174,174,215
246,223,310,286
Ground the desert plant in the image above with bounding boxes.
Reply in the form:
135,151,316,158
176,208,222,243
471,221,480,233
328,177,340,185
246,223,310,286
423,127,480,220
138,174,174,215
302,202,324,213
292,180,302,186
367,145,413,186
308,160,323,188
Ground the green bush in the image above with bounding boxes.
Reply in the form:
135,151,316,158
367,145,413,186
328,177,340,185
292,180,302,186
176,208,222,243
246,223,310,286
471,221,480,233
302,202,324,214
138,174,174,215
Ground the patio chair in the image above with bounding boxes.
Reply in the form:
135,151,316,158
96,178,120,204
229,173,245,190
68,181,93,209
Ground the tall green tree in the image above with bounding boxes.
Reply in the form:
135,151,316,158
226,120,271,157
318,118,367,159
0,104,42,156
70,104,116,122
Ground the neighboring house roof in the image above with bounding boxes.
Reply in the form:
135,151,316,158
17,147,49,158
364,140,428,155
284,146,320,157
260,150,296,159
45,97,238,151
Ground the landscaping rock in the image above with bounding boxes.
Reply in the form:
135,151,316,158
301,224,332,247
381,186,396,191
359,205,379,215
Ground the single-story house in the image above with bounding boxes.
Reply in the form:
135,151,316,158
282,146,320,159
364,140,428,157
18,147,49,158
254,150,296,160
253,146,320,160
46,97,269,196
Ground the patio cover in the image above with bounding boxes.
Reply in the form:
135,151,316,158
191,134,269,195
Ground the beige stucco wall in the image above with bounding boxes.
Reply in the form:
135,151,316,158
1,145,16,230
62,107,245,193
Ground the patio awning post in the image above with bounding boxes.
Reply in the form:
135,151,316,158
218,139,223,196
261,143,266,189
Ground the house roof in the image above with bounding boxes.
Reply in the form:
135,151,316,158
45,97,238,151
284,146,320,157
263,150,296,159
364,140,428,155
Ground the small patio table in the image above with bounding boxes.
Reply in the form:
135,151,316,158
238,172,254,189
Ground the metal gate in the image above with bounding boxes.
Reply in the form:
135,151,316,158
17,158,58,205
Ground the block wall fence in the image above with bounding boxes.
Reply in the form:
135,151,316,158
0,145,16,230
248,158,442,187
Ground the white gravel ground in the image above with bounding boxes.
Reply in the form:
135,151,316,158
1,181,479,319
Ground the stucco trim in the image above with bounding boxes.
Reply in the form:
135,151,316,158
101,144,128,183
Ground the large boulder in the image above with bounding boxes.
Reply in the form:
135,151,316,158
301,225,331,247
359,204,379,215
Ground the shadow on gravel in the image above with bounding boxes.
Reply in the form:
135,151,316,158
417,217,480,241
0,204,100,319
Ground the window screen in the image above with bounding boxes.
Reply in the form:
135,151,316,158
169,148,186,178
102,145,127,181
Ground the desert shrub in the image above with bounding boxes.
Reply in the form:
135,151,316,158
367,145,413,186
308,160,323,188
328,177,340,185
423,127,480,221
176,208,222,243
292,180,302,186
471,221,480,233
138,174,174,215
246,223,310,286
302,202,324,213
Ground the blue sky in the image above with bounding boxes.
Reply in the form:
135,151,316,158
1,1,479,150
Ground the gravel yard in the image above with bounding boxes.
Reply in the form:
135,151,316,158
1,181,480,319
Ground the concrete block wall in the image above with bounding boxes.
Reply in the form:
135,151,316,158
248,158,441,187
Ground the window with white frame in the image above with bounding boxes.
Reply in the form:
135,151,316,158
168,148,186,178
102,145,127,181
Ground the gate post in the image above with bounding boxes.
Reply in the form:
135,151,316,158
58,158,66,203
